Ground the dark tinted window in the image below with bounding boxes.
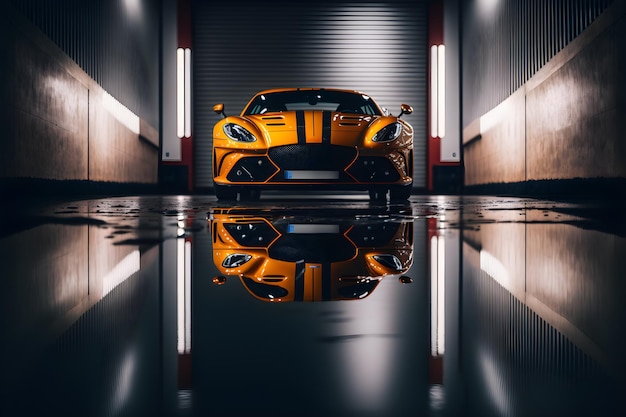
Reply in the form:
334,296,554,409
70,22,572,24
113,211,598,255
244,91,382,116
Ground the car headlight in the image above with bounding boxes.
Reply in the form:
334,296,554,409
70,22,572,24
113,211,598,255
372,122,402,142
223,123,257,142
372,254,403,271
222,253,252,268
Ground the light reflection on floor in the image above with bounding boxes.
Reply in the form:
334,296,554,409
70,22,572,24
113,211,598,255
0,194,624,416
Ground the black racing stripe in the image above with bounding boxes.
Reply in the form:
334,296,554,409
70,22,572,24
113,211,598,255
296,111,306,144
294,260,305,301
322,263,331,301
322,111,332,144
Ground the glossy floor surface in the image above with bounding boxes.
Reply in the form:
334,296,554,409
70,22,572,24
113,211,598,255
1,193,625,417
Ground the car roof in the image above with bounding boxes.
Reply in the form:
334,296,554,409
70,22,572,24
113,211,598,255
253,87,368,96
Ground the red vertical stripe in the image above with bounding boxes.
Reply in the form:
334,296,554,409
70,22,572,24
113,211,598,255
178,0,192,48
427,0,460,192
179,0,193,191
427,0,444,192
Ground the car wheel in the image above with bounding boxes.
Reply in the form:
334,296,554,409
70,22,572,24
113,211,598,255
390,184,412,201
214,183,237,200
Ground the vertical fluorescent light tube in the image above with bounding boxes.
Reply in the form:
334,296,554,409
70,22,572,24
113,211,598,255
184,48,192,138
177,237,185,354
185,241,192,353
176,48,185,138
437,45,446,139
437,235,445,355
430,236,438,356
430,45,438,138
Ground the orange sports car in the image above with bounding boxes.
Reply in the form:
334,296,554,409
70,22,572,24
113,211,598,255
212,88,414,200
209,207,414,302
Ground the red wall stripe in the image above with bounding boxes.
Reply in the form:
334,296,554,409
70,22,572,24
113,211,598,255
172,0,194,191
427,0,460,192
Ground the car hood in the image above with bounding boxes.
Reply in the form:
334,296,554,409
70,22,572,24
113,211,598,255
244,111,376,145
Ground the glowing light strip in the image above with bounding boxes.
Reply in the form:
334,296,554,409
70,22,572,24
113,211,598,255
176,48,185,138
176,48,192,138
430,45,446,139
102,250,141,296
184,49,192,138
430,235,446,357
437,235,445,355
437,45,446,139
430,236,438,356
430,45,438,138
177,237,185,353
177,221,192,354
185,241,192,352
102,91,140,134
480,250,510,290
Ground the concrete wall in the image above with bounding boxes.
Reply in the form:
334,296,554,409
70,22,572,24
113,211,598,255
525,11,626,182
462,1,626,193
463,88,526,186
0,5,158,191
462,211,626,375
1,218,160,400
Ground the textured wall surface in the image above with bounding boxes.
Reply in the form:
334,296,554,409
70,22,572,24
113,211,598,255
88,89,159,184
2,21,89,181
462,0,614,127
463,88,526,186
8,0,161,129
461,216,626,410
525,222,626,364
462,1,626,189
0,5,158,187
526,12,626,181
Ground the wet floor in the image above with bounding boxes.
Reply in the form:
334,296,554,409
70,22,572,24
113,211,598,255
1,193,625,417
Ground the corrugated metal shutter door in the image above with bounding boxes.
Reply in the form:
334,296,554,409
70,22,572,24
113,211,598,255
193,0,428,189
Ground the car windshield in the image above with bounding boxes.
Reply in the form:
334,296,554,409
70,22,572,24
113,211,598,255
244,90,382,116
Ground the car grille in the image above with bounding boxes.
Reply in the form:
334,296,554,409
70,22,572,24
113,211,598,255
268,234,356,263
268,144,356,171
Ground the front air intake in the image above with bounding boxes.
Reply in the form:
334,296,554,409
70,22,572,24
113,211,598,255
226,156,278,182
268,144,356,171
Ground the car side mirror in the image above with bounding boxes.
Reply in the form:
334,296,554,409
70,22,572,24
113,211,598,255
398,104,413,118
213,103,227,118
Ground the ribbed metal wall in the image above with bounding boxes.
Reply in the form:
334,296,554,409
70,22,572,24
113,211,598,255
462,265,604,414
46,252,160,417
9,0,161,128
461,0,615,127
192,0,428,189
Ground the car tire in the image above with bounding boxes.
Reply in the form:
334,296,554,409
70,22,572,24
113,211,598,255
390,184,412,201
214,183,237,200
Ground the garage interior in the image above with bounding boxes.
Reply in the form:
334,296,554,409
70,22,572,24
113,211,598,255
1,0,625,416
2,0,624,198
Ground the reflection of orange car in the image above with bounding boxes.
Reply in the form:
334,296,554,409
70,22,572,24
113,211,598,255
209,207,413,302
212,88,414,201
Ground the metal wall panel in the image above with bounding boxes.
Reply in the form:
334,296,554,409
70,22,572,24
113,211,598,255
461,0,614,127
192,0,428,189
462,264,602,414
10,0,161,129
